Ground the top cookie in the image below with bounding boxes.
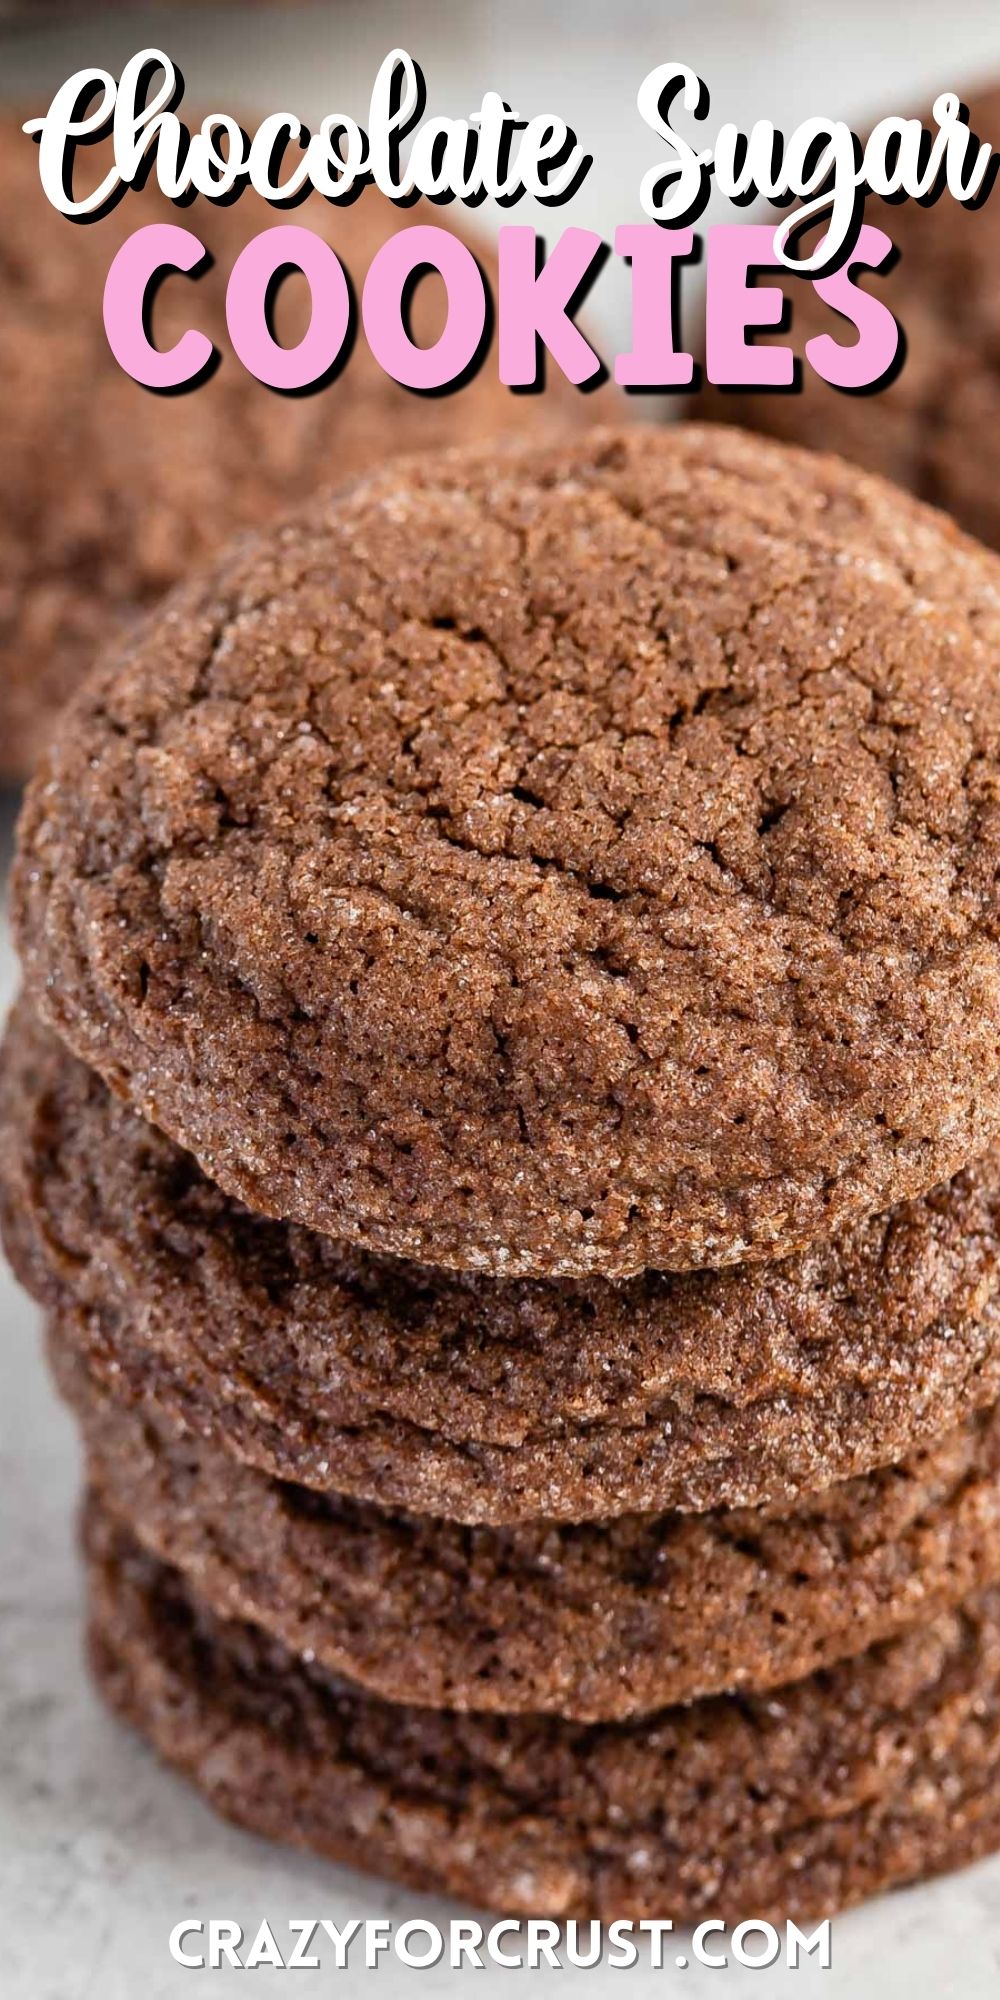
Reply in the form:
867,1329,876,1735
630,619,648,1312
704,86,1000,549
15,423,1000,1276
0,112,595,780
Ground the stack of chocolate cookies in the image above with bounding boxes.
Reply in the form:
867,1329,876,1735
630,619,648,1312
8,424,1000,1921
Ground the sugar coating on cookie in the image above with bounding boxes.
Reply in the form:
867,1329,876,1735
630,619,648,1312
15,423,1000,1274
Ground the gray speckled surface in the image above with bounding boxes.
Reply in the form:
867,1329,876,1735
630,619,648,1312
7,3,1000,1992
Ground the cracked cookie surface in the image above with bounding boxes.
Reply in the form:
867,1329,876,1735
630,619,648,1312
15,424,1000,1273
8,1002,1000,1520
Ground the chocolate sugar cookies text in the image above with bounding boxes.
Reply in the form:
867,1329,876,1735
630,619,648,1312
8,423,1000,1921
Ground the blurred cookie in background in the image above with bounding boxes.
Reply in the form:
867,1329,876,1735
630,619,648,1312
0,112,605,781
0,2,308,13
699,85,1000,546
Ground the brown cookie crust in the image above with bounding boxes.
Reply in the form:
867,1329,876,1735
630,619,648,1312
68,1333,1000,1721
702,89,1000,549
15,423,1000,1275
87,1502,1000,1924
10,1002,1000,1520
0,113,595,781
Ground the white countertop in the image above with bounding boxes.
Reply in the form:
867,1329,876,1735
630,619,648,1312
7,3,1000,1993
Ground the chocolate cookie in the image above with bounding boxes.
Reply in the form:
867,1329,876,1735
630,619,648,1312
87,1502,1000,1923
68,1332,1000,1721
703,89,1000,548
0,113,593,780
16,425,1000,1276
10,1002,1000,1520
